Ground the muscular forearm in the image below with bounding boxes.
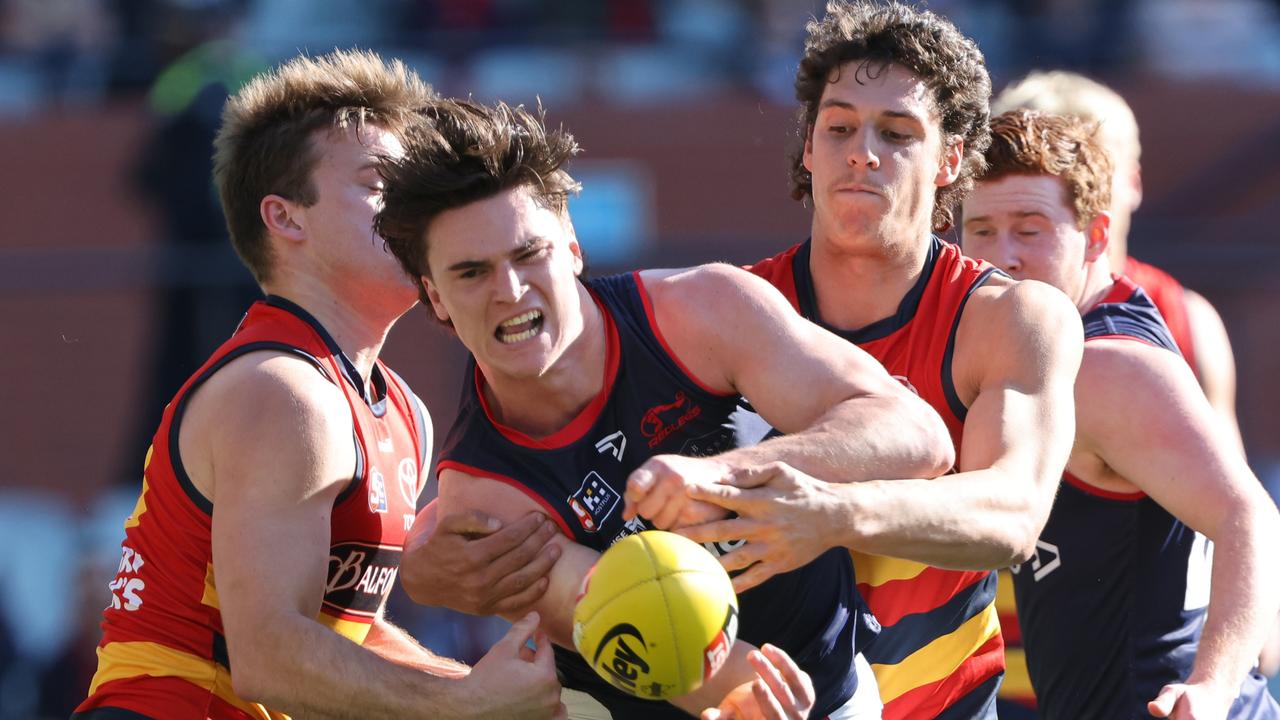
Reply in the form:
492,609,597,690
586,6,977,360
727,395,953,484
1190,507,1280,693
837,466,1048,569
366,616,470,678
229,613,475,719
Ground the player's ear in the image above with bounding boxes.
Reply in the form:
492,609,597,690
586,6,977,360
261,194,305,244
562,214,584,277
1084,211,1110,262
1129,163,1144,212
422,276,450,323
802,124,816,174
935,135,963,187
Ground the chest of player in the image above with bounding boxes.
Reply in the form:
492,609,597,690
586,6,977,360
859,321,950,401
1011,481,1204,617
323,392,422,619
468,382,737,551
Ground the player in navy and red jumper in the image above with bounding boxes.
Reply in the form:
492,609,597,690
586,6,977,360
76,51,565,720
377,98,955,719
440,272,870,719
962,109,1280,720
990,68,1258,715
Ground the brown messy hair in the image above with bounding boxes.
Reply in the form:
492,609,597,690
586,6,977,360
791,0,992,230
981,110,1113,227
212,49,435,285
376,99,581,282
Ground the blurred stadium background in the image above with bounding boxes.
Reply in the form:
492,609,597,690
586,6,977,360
2,0,1279,715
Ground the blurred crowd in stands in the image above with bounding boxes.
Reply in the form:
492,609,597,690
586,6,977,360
2,0,1280,116
3,1,1280,716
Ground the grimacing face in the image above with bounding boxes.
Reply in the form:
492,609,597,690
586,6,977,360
420,186,587,381
803,62,961,253
961,173,1108,306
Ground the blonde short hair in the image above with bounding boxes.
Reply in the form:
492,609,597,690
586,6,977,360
213,49,435,284
993,70,1140,168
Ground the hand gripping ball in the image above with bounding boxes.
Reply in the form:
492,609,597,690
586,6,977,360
572,531,739,700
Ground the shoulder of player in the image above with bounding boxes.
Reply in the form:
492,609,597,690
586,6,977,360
638,263,790,326
1074,338,1202,444
195,349,348,420
959,279,1083,368
183,351,355,488
1078,337,1192,402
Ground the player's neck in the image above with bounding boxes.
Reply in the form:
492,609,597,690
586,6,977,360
1075,259,1117,314
807,228,931,332
264,279,406,382
480,291,609,439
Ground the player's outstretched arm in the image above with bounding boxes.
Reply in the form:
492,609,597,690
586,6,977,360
191,353,560,719
669,278,1079,584
623,264,953,519
1075,341,1280,718
833,279,1081,569
655,264,955,481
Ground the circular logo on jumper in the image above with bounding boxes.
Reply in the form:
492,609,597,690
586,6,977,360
397,458,418,506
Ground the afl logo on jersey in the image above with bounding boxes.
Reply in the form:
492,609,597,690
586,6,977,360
368,467,388,514
569,471,620,533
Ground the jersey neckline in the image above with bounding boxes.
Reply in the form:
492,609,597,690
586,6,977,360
473,289,621,449
792,235,943,344
263,295,389,416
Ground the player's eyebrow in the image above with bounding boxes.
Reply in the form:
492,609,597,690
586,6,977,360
1011,210,1052,220
818,99,926,123
445,258,490,273
444,238,549,273
963,210,1053,226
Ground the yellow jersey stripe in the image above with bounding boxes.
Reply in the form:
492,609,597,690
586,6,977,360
995,569,1017,612
317,613,373,644
852,553,929,587
201,562,220,610
1000,648,1034,697
871,603,1002,703
87,640,288,719
123,478,149,530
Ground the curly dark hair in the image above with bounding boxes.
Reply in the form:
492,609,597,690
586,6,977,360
790,0,992,231
375,99,581,282
981,110,1113,229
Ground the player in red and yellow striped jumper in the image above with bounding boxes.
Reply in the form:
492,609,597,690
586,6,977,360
678,3,1082,718
74,50,564,720
77,297,431,718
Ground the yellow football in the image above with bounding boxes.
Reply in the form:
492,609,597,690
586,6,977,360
572,530,739,700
